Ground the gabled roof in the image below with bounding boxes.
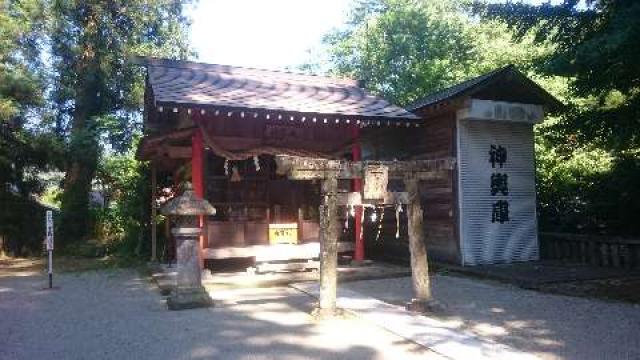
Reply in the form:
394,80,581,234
408,65,563,112
137,57,419,121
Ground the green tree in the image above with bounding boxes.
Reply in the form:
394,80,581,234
94,137,150,256
322,0,556,106
51,0,192,246
477,0,640,235
324,0,476,105
477,0,640,153
0,0,64,255
0,0,50,195
0,0,44,123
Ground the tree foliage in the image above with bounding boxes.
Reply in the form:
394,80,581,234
0,0,54,194
50,0,193,246
322,0,555,106
0,0,45,122
93,137,150,256
0,0,64,255
477,0,640,153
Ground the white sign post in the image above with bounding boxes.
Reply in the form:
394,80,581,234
45,210,54,288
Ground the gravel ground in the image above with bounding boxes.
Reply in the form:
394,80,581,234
0,268,442,360
343,274,640,360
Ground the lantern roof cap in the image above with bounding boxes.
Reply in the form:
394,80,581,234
161,182,216,216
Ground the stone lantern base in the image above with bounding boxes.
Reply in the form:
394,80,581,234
167,227,214,311
168,287,214,311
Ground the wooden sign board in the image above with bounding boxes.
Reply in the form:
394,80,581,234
45,210,54,251
363,165,388,201
269,223,298,245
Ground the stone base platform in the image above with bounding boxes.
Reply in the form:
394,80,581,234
150,261,411,294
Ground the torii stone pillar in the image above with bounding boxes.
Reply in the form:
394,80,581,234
275,155,454,317
316,177,339,318
161,182,216,310
404,177,439,312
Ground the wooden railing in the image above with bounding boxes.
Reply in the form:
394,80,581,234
540,232,640,269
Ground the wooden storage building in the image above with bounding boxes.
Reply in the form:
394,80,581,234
366,65,561,265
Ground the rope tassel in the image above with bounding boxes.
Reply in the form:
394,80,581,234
375,207,385,242
395,204,403,239
253,155,260,172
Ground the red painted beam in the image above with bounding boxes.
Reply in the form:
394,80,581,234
352,125,365,261
191,128,205,269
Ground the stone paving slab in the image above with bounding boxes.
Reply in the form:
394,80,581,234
291,282,538,360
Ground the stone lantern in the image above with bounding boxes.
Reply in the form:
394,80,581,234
161,182,216,310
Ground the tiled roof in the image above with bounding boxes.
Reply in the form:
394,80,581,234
408,65,562,111
139,57,419,121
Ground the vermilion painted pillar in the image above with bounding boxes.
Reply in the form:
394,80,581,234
191,128,205,269
352,125,365,261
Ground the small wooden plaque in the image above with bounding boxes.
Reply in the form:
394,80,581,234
363,165,389,201
268,223,299,245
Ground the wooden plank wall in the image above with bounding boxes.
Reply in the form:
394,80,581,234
363,110,460,264
414,112,459,263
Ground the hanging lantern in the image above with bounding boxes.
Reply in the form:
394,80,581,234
224,159,229,176
231,166,242,182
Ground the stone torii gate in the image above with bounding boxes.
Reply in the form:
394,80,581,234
275,155,456,317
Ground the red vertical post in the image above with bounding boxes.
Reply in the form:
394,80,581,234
352,125,365,261
191,128,205,269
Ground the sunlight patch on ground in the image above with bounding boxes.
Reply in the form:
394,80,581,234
0,257,43,277
471,323,508,336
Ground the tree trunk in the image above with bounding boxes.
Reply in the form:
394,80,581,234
59,150,98,246
58,100,99,246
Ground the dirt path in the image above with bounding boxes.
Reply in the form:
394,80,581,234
0,265,443,360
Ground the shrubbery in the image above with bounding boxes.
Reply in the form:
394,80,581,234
92,142,151,258
536,131,640,236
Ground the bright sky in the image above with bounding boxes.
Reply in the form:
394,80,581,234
187,0,351,71
187,0,564,71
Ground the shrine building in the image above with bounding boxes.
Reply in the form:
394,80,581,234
136,58,560,269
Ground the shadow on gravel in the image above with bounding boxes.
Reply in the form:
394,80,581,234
0,268,423,360
344,275,640,360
